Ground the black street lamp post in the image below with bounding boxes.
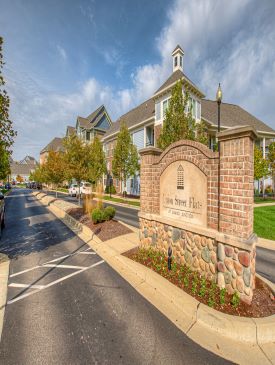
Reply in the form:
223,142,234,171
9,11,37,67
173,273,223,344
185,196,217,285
216,83,222,134
216,83,222,232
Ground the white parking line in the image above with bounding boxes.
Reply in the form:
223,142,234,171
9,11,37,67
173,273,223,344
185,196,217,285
10,247,96,278
9,283,45,290
43,264,86,270
10,266,40,278
78,252,96,255
8,260,105,305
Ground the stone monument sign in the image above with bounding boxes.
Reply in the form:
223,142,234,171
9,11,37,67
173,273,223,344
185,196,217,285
139,126,258,304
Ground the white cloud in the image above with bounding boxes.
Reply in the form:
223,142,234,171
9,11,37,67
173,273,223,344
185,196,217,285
6,0,275,161
56,45,67,61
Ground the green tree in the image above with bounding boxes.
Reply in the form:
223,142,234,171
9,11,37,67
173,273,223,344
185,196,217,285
63,134,90,203
254,146,269,192
267,142,275,191
157,80,208,150
0,145,10,180
0,37,16,178
43,151,66,197
88,136,107,186
112,122,139,195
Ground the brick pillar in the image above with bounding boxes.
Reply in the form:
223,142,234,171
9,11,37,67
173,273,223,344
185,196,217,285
139,147,162,214
218,126,258,240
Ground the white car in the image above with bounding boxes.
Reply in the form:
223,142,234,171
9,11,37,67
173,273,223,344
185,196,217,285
69,184,78,197
79,182,92,196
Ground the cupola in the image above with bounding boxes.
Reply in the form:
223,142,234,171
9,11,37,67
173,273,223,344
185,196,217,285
172,45,184,72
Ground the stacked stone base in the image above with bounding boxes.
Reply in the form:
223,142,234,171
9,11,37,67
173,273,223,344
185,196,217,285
140,217,256,305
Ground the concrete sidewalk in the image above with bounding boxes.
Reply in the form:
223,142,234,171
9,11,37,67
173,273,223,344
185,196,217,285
34,191,275,365
0,255,9,342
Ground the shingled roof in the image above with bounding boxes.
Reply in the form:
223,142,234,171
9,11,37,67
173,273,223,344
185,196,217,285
66,126,76,136
10,162,36,176
154,69,204,97
40,137,64,154
103,98,155,139
77,105,112,131
201,99,275,134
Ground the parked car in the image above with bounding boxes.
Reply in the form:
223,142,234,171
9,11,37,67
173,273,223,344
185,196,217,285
36,182,42,190
4,183,11,190
69,184,78,197
79,182,92,197
0,192,5,239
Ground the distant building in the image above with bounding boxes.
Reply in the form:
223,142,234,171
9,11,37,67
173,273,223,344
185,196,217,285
10,156,38,182
40,137,64,165
40,105,112,164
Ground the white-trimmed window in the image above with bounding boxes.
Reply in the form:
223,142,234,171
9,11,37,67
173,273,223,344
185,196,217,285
162,98,170,119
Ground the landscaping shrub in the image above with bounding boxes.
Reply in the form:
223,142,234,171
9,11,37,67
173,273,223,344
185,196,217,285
103,206,116,220
91,208,104,224
105,185,116,194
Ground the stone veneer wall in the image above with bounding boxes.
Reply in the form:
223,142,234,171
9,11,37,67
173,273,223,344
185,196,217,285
140,218,256,304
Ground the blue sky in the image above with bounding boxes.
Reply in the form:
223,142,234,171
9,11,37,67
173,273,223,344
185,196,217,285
1,0,275,160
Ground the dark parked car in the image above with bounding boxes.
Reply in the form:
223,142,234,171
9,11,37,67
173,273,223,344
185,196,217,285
4,183,11,190
0,192,5,239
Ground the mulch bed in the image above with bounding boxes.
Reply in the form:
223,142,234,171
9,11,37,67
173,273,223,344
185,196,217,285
67,208,132,242
125,247,275,318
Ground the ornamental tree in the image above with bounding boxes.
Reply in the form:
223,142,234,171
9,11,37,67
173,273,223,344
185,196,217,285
43,151,66,197
157,80,208,150
254,146,269,192
88,136,107,186
0,37,16,178
63,134,90,203
267,142,275,191
112,121,139,195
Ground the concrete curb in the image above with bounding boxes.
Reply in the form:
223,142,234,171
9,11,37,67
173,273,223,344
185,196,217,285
0,257,10,342
257,237,275,251
33,191,275,365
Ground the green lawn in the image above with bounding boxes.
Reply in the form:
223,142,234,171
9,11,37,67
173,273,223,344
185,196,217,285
254,197,275,204
254,205,275,240
103,195,140,207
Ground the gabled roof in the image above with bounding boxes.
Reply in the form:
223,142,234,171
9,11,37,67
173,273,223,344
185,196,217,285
40,137,64,154
10,162,36,176
103,98,155,139
86,105,104,122
172,45,184,55
20,156,38,165
77,116,90,129
154,69,204,97
77,105,112,131
201,99,275,134
66,126,76,136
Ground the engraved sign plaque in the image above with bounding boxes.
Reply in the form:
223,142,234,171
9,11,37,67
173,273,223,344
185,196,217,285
160,160,207,226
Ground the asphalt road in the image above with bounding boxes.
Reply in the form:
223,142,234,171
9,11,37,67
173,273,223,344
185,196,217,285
45,189,275,284
46,190,140,228
0,189,231,365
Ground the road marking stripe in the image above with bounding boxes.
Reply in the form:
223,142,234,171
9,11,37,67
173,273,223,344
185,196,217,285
42,254,71,265
9,283,45,290
78,252,96,255
10,248,96,277
10,266,40,278
7,260,105,305
43,264,86,270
